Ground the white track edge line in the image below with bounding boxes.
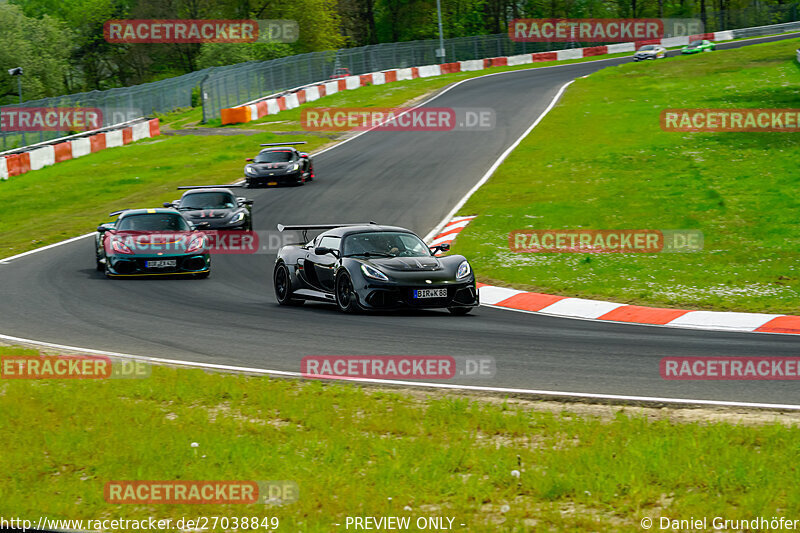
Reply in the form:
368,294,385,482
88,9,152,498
423,79,574,242
0,233,94,264
1,331,798,410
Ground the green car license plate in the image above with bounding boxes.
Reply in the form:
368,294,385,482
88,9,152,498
146,259,176,268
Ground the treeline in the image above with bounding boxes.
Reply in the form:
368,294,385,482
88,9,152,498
0,0,796,104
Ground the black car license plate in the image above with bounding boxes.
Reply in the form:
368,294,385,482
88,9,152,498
413,288,447,299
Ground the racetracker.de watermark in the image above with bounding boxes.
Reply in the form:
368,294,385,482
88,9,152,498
1,356,150,379
509,230,703,253
0,107,102,132
661,357,800,380
300,107,495,132
104,481,298,505
301,356,496,380
103,19,298,44
509,18,703,42
661,109,800,132
104,230,306,255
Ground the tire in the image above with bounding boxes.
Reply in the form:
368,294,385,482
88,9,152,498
96,256,105,272
448,306,472,316
274,263,304,306
335,272,359,313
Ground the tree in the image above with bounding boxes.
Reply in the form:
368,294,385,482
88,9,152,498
0,4,72,104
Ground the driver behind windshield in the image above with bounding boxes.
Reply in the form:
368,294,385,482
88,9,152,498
180,192,236,210
343,232,430,257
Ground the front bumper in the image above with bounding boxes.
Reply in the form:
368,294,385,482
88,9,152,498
106,254,210,277
188,219,249,230
245,170,304,186
356,280,479,310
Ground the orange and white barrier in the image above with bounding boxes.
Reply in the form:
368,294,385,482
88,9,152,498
219,29,744,126
0,118,160,180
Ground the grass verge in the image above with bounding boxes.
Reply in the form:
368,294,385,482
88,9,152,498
451,37,800,314
2,345,800,531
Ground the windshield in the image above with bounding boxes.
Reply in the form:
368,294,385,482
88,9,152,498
254,150,294,163
689,40,703,47
639,45,655,51
342,231,431,258
179,192,236,210
116,213,191,231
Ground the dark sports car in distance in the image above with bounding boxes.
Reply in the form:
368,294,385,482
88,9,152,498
244,141,314,187
95,208,211,278
273,223,479,314
165,187,253,231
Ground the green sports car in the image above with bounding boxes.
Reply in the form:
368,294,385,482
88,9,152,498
682,39,716,54
95,208,211,278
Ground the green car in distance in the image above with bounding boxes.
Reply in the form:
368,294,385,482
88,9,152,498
682,39,716,54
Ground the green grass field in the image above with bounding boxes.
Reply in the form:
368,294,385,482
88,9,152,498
451,38,800,314
2,345,799,531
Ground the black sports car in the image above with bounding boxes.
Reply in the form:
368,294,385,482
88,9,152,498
95,208,211,278
273,223,479,314
244,141,314,187
165,186,253,231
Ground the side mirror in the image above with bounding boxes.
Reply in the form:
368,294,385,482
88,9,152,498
246,158,254,162
430,243,450,253
315,246,336,256
299,152,309,159
242,200,254,206
163,202,173,208
195,222,211,230
97,225,109,233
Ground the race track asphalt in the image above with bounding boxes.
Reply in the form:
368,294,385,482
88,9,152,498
2,33,798,405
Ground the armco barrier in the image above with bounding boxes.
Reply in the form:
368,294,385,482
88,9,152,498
0,118,160,180
219,24,797,126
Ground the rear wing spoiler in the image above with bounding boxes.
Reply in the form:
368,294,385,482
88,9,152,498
261,142,306,147
278,222,377,242
277,223,376,232
177,185,246,190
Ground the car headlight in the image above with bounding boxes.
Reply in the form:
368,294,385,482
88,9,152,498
245,165,256,175
186,235,207,253
111,239,133,254
361,263,388,281
288,162,300,171
456,260,471,280
229,212,245,224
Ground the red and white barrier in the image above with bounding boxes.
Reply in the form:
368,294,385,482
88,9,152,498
219,28,744,126
0,118,160,180
428,215,800,335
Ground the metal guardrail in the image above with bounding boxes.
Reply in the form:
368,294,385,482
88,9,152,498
2,8,800,149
